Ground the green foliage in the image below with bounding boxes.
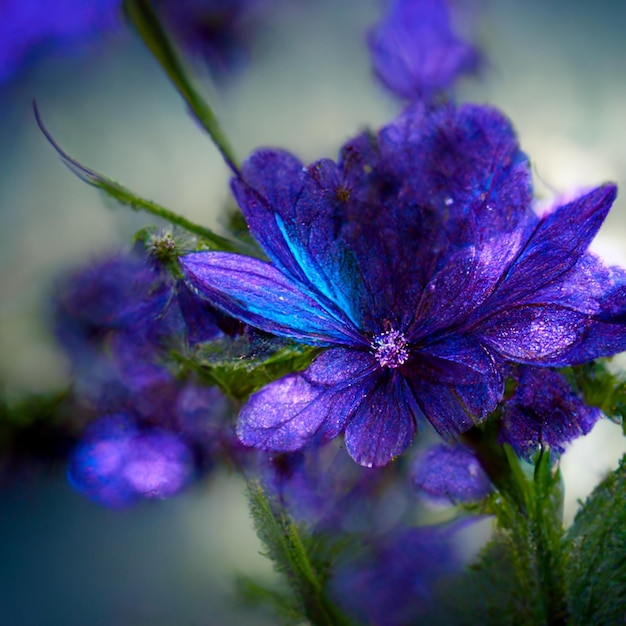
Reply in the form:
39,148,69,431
122,0,240,171
458,431,569,625
245,483,353,626
175,340,321,402
564,455,626,625
564,359,626,426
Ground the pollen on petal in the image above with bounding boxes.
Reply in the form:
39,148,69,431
372,329,410,368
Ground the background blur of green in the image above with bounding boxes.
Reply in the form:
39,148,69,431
1,1,626,624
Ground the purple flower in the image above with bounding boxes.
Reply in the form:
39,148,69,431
412,442,491,503
0,0,120,82
330,523,462,626
155,0,264,78
258,442,405,532
500,366,602,460
67,414,193,507
368,0,481,100
181,102,626,467
0,0,266,83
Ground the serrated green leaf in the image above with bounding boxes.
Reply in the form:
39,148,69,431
122,0,240,172
246,483,353,626
564,455,626,625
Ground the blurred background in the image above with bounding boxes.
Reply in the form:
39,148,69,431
1,0,625,624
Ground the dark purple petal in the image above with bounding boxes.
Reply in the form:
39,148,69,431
410,239,523,337
176,280,223,346
414,335,499,384
412,443,492,503
528,252,625,315
408,370,502,437
368,0,480,100
487,185,617,311
378,103,534,246
344,374,420,467
231,149,307,279
501,367,601,459
237,349,377,451
180,252,362,345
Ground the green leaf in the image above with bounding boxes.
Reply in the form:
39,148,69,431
235,575,302,625
34,102,243,253
122,0,240,172
462,427,569,624
564,455,626,625
175,341,321,402
564,359,626,426
246,483,353,626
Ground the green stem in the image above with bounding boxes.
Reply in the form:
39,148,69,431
248,483,352,626
123,0,240,173
34,102,244,253
532,450,567,625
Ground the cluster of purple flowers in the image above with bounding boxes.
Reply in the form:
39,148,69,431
56,242,240,506
42,2,626,621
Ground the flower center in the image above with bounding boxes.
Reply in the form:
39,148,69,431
372,329,409,369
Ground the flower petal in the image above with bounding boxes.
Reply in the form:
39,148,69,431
180,252,360,345
237,349,377,451
368,0,480,100
489,185,617,310
501,367,601,459
344,374,419,467
415,335,499,384
479,304,590,365
408,372,503,437
231,149,307,279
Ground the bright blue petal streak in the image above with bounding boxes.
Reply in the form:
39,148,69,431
180,252,361,345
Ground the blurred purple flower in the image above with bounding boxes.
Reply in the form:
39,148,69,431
67,414,193,507
0,0,269,82
412,442,491,504
54,250,223,394
500,366,601,460
330,523,463,626
155,0,265,79
368,0,481,100
0,0,121,82
180,101,626,468
258,442,407,532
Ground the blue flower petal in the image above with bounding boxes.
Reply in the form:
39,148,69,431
234,150,369,328
344,374,420,467
180,252,362,345
487,185,617,311
231,149,307,279
408,371,502,437
237,349,377,451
